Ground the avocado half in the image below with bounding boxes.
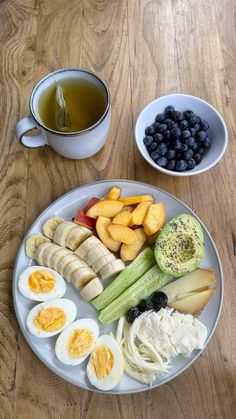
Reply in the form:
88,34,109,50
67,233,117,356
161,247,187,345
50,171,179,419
155,214,205,277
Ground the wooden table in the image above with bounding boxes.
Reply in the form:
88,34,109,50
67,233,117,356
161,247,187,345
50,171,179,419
1,1,235,418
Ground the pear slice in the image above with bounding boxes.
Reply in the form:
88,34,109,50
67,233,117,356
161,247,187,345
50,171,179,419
159,268,216,303
169,288,215,316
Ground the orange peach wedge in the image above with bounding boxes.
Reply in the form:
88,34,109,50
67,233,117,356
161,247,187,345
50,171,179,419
86,199,124,219
107,186,122,200
143,202,166,236
96,216,121,252
130,201,151,226
120,227,147,261
112,210,132,227
107,224,137,244
119,194,154,205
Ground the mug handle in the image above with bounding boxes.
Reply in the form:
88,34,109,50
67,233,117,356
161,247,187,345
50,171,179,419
15,116,47,148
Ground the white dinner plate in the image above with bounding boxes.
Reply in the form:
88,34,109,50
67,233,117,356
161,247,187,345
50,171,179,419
13,180,223,394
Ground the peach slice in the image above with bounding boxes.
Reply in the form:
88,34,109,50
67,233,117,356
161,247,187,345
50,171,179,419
120,228,147,261
83,197,100,214
112,210,132,227
130,201,151,226
96,216,121,252
107,224,137,244
119,195,154,205
74,209,96,230
143,202,166,236
107,186,122,200
86,199,124,219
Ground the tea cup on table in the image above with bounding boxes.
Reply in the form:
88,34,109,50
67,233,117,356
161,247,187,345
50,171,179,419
15,68,111,159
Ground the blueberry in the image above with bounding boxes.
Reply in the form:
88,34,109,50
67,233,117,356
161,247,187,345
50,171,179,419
164,118,172,125
181,143,189,153
150,141,158,150
150,151,160,161
163,130,171,141
190,127,197,137
182,129,191,139
195,116,201,124
197,130,207,142
152,292,168,311
176,152,182,160
194,153,202,164
182,149,194,161
159,123,168,133
172,140,182,150
155,113,165,123
167,149,176,160
147,145,152,153
156,156,168,167
167,121,178,130
145,125,156,136
166,160,176,170
157,143,168,156
126,307,141,323
143,136,153,147
175,159,188,171
186,137,195,147
184,110,194,119
187,158,196,170
198,147,204,155
188,115,198,126
153,133,164,143
191,142,199,152
151,122,160,133
179,119,189,130
193,123,201,132
164,105,175,116
201,120,209,131
203,137,212,148
138,299,154,312
173,111,184,122
171,127,182,139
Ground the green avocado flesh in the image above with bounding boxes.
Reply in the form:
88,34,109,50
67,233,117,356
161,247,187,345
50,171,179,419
155,213,205,277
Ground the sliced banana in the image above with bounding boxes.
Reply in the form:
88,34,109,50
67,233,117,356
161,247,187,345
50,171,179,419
99,259,125,280
53,222,76,247
57,252,77,276
43,217,64,239
25,235,51,259
80,277,104,301
50,247,72,271
63,258,87,282
74,236,101,259
71,267,96,290
65,225,92,251
43,243,61,267
85,243,111,266
92,253,116,273
35,242,52,266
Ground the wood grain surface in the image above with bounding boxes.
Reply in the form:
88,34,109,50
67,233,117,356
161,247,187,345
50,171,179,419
0,0,235,418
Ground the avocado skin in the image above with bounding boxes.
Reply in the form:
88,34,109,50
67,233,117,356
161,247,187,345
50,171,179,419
154,214,205,277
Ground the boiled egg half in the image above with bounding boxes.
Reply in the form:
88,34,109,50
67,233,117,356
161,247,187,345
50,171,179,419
18,266,66,301
55,318,99,366
87,334,124,391
27,298,77,338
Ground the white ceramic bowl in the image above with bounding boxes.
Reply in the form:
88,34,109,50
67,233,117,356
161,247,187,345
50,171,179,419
135,94,228,176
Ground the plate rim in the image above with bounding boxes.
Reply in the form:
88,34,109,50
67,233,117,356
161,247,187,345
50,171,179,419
13,179,224,394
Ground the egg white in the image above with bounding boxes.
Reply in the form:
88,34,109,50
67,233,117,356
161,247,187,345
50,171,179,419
55,318,99,366
26,298,77,338
18,266,66,301
87,334,124,391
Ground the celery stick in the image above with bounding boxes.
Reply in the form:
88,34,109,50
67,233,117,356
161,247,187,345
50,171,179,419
92,248,155,311
99,265,171,325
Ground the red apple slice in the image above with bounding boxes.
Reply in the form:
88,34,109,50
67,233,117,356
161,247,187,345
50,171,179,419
74,209,96,230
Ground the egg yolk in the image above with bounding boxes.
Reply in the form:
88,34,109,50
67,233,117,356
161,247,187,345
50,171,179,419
34,307,66,332
29,270,55,294
91,345,114,379
67,328,94,358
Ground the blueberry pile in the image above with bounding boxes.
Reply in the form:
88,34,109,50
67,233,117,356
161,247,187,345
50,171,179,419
143,105,211,172
126,292,168,323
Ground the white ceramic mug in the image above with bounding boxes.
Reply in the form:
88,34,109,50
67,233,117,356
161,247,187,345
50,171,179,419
15,68,111,159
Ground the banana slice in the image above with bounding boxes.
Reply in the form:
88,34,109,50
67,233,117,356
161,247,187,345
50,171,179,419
53,222,76,247
85,243,111,266
50,247,72,271
43,217,64,239
75,236,101,259
80,277,104,301
63,258,87,283
25,235,51,259
92,253,116,273
65,225,92,251
57,252,77,276
99,259,125,280
43,243,61,267
35,242,52,266
71,267,96,290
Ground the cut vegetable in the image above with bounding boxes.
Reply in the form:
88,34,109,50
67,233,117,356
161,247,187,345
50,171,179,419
86,200,124,219
119,195,154,205
143,202,166,236
130,201,151,226
98,265,171,325
96,216,121,252
120,228,146,261
107,224,136,244
112,210,132,227
107,186,122,200
92,247,155,310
